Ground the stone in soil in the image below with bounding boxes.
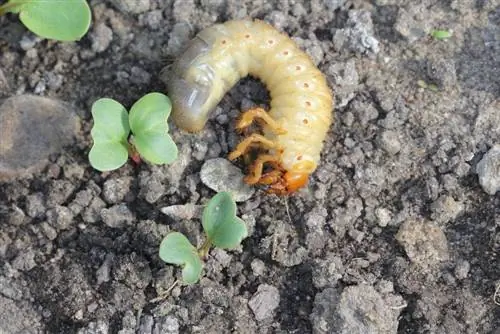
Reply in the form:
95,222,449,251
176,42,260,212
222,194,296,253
476,144,500,195
248,284,280,321
0,95,81,181
200,158,254,201
311,285,404,333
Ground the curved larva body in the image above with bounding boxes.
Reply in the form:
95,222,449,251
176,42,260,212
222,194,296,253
168,19,333,191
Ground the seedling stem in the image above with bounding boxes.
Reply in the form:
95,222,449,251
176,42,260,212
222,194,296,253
198,239,212,258
0,2,20,16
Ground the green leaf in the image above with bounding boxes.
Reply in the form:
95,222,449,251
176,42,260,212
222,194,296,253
89,142,129,172
89,98,130,171
159,232,203,284
431,29,452,40
202,192,248,249
7,0,92,41
129,92,178,164
132,133,178,164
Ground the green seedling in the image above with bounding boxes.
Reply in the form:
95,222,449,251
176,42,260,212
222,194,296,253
159,232,203,284
431,29,452,40
159,192,248,285
0,0,91,41
89,93,178,172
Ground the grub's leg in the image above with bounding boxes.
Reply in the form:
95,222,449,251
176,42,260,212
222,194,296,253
228,134,278,161
258,169,283,185
244,154,280,185
236,107,287,134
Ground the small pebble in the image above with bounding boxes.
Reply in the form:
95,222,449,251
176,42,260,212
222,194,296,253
396,219,449,268
476,144,500,195
250,259,266,276
160,204,203,220
200,158,254,202
110,0,150,14
91,23,113,53
454,259,470,280
378,130,401,155
100,204,135,228
375,207,392,227
248,284,280,321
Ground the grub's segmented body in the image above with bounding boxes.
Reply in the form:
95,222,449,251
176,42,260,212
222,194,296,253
168,19,334,193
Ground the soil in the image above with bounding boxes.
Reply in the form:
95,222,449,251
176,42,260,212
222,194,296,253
0,0,499,333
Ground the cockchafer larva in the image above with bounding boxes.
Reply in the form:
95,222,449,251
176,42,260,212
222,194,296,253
167,19,334,194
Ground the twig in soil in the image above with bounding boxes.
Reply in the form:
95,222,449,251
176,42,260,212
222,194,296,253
149,280,179,303
494,282,500,306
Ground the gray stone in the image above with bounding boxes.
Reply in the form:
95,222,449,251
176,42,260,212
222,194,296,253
40,222,58,240
154,316,179,334
248,284,280,321
12,248,37,271
100,204,135,228
8,205,26,226
139,177,165,204
311,285,403,334
110,0,150,14
396,219,449,268
378,130,401,155
46,180,76,207
394,8,429,43
160,204,203,220
63,163,85,180
263,220,308,267
312,257,344,289
430,195,463,224
76,320,109,334
46,205,74,230
0,95,81,181
0,296,42,333
96,254,114,285
476,145,500,195
130,66,152,85
25,192,45,218
143,10,163,30
82,197,106,223
200,158,254,202
375,207,392,227
333,10,379,55
173,0,195,22
454,259,470,280
102,177,133,204
113,254,152,289
323,0,346,11
19,34,40,51
91,23,113,53
250,259,266,276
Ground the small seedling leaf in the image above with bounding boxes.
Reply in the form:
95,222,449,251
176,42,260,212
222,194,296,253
89,98,130,171
8,0,92,41
132,133,178,164
159,232,203,284
431,29,452,40
202,192,248,249
129,92,172,134
129,93,178,164
89,143,129,172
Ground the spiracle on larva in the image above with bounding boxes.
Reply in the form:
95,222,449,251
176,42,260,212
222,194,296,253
166,19,334,194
